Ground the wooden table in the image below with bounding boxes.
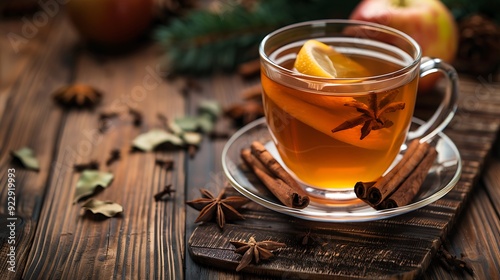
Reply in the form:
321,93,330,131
1,14,499,279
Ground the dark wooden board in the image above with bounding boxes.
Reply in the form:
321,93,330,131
188,77,500,279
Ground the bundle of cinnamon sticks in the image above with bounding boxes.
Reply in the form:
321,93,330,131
240,141,310,209
354,139,438,209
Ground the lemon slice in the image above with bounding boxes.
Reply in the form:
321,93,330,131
294,39,370,78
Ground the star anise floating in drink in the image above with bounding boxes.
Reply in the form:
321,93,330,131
332,91,405,140
52,84,103,108
230,236,286,272
186,188,249,229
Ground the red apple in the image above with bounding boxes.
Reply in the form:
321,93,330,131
66,0,154,47
349,0,458,92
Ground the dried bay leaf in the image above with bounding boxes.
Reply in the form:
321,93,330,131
175,100,221,133
167,119,184,135
74,170,114,202
132,129,184,151
198,100,222,120
82,199,123,218
11,147,40,171
175,116,200,131
196,114,215,133
182,131,203,146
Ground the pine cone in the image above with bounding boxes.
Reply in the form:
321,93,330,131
454,14,500,75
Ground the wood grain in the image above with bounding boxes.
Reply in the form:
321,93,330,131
0,17,74,280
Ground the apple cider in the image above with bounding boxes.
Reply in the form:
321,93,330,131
261,52,419,189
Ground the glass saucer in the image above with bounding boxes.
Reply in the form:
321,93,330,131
221,118,462,222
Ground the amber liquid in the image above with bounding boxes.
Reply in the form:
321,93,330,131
262,53,419,189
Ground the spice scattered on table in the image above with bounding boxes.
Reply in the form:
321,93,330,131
73,160,100,172
74,170,114,203
230,236,286,272
241,141,309,209
105,149,121,166
186,188,249,229
52,84,103,108
207,130,231,140
436,243,474,276
10,147,40,171
155,159,174,171
154,184,176,201
81,199,123,218
131,100,221,158
355,139,438,209
98,111,119,133
132,129,184,152
128,107,143,127
225,100,265,127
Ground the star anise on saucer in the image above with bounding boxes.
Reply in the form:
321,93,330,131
186,188,249,229
52,84,103,108
230,236,286,272
331,91,405,140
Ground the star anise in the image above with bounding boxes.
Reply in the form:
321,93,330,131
331,91,405,140
186,188,249,229
230,236,286,272
52,84,103,108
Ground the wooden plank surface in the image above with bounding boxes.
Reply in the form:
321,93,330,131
0,13,499,280
0,16,189,279
21,42,187,280
0,17,74,280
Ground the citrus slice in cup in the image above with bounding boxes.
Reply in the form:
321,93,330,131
294,39,370,78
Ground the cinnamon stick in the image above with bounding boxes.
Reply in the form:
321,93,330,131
381,146,437,208
366,139,430,205
354,139,438,209
240,84,262,101
237,59,261,78
241,142,309,208
354,181,375,199
250,141,304,193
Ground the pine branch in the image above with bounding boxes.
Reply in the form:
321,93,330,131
154,0,358,75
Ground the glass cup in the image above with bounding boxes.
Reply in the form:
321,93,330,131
259,19,458,201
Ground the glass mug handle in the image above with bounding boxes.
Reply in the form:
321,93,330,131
407,57,459,143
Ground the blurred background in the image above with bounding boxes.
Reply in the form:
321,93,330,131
1,0,499,80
